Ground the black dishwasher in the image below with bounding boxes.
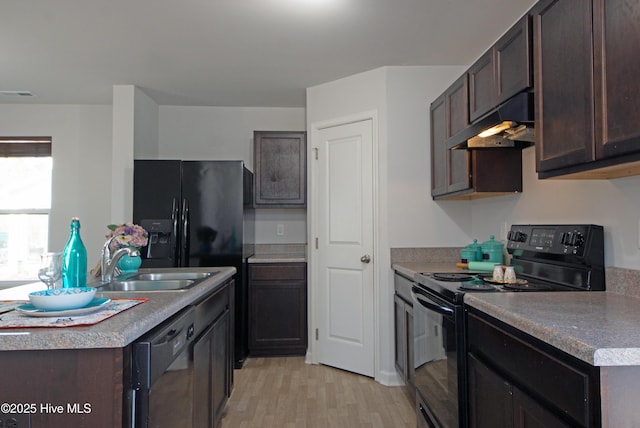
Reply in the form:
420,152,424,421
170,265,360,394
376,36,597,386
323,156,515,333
129,280,233,428
130,306,196,428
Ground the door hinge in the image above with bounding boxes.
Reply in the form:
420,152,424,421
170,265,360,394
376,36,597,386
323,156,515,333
315,237,318,249
315,328,319,340
313,147,319,160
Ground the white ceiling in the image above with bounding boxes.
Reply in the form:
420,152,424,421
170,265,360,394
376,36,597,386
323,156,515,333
0,0,537,107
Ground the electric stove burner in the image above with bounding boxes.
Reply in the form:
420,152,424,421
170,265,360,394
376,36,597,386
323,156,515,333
459,280,497,291
502,281,554,291
430,273,475,282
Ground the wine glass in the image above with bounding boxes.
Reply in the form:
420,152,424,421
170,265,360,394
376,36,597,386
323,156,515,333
38,252,63,289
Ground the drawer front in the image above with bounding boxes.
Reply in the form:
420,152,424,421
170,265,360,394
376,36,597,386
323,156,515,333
194,284,229,337
250,263,306,281
468,312,596,427
394,272,413,305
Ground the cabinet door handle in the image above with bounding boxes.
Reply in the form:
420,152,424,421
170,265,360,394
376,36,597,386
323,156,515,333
360,254,371,263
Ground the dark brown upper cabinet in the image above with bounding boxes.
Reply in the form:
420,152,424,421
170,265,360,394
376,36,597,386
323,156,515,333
593,0,640,164
429,12,533,200
254,131,306,207
533,0,596,175
534,0,640,179
468,49,496,123
431,77,472,198
431,79,523,201
469,16,532,123
446,74,470,141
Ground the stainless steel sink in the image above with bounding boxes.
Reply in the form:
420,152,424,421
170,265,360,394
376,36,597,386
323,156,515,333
97,270,219,292
99,279,196,292
128,271,216,281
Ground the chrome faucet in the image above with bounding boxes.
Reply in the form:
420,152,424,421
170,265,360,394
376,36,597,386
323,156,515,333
101,234,141,283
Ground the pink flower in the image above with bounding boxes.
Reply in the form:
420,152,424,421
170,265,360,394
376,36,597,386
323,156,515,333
106,223,149,249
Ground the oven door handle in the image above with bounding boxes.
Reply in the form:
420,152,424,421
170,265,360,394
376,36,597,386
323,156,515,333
411,290,454,316
418,403,437,428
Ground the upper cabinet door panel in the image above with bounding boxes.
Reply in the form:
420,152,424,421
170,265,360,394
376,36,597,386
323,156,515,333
446,74,470,139
447,145,471,193
254,131,307,207
496,15,533,105
534,0,595,172
430,94,448,197
469,15,532,123
469,49,496,122
593,0,640,159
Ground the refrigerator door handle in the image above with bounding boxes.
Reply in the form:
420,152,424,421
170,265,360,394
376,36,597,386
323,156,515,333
181,198,190,266
172,198,180,267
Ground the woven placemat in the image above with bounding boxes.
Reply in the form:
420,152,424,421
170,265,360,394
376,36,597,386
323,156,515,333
0,298,147,328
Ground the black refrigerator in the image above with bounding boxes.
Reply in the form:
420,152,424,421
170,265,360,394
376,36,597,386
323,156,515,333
133,160,255,368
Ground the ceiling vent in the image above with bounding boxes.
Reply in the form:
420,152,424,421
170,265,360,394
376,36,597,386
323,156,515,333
0,91,35,97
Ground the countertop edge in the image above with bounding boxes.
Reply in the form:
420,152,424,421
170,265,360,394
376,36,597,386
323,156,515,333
463,294,600,365
0,266,236,351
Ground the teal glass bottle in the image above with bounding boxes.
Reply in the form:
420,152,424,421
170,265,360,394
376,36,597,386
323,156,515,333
62,217,88,288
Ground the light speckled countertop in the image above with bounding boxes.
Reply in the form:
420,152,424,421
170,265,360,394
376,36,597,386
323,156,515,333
393,261,640,367
0,266,235,351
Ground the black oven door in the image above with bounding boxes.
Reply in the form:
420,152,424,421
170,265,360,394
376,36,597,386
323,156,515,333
411,285,464,428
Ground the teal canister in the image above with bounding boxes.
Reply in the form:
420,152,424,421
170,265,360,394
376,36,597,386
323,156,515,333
460,239,482,263
62,217,88,288
468,239,483,261
481,235,504,264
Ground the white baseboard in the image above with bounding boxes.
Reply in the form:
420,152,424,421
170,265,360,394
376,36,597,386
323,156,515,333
376,368,405,387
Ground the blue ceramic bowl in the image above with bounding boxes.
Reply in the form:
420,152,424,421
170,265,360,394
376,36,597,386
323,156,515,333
29,287,97,311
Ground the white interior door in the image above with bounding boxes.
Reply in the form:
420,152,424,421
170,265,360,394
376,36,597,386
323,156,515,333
314,119,374,377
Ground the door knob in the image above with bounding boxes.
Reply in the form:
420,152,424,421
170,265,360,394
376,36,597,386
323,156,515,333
360,254,371,263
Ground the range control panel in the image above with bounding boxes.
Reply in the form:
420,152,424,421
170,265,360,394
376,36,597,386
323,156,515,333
506,224,603,258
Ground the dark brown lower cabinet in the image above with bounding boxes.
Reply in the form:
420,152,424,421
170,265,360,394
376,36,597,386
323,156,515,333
394,273,415,400
249,263,307,356
467,310,600,428
192,279,233,428
468,354,571,428
0,347,126,427
194,309,231,428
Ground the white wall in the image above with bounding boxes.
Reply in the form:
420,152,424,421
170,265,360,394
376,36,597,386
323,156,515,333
0,104,113,268
112,85,161,224
471,147,640,269
386,66,470,247
157,105,307,243
133,88,160,159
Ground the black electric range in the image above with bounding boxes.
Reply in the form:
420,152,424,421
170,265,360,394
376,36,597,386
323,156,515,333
414,224,605,304
411,224,605,428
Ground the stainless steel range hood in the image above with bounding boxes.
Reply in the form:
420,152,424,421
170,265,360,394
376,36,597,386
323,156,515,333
451,91,535,150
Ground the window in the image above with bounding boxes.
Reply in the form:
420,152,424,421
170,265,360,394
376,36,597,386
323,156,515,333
0,137,52,281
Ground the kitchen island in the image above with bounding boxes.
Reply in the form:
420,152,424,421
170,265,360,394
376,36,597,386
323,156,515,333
393,261,640,427
0,266,235,428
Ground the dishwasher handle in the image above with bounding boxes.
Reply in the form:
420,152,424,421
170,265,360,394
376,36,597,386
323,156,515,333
133,307,195,389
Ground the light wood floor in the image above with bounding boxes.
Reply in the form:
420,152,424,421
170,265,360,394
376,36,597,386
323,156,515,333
220,357,416,428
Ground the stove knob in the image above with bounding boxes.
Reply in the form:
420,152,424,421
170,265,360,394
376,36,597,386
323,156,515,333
509,231,527,242
562,231,584,247
570,232,584,247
